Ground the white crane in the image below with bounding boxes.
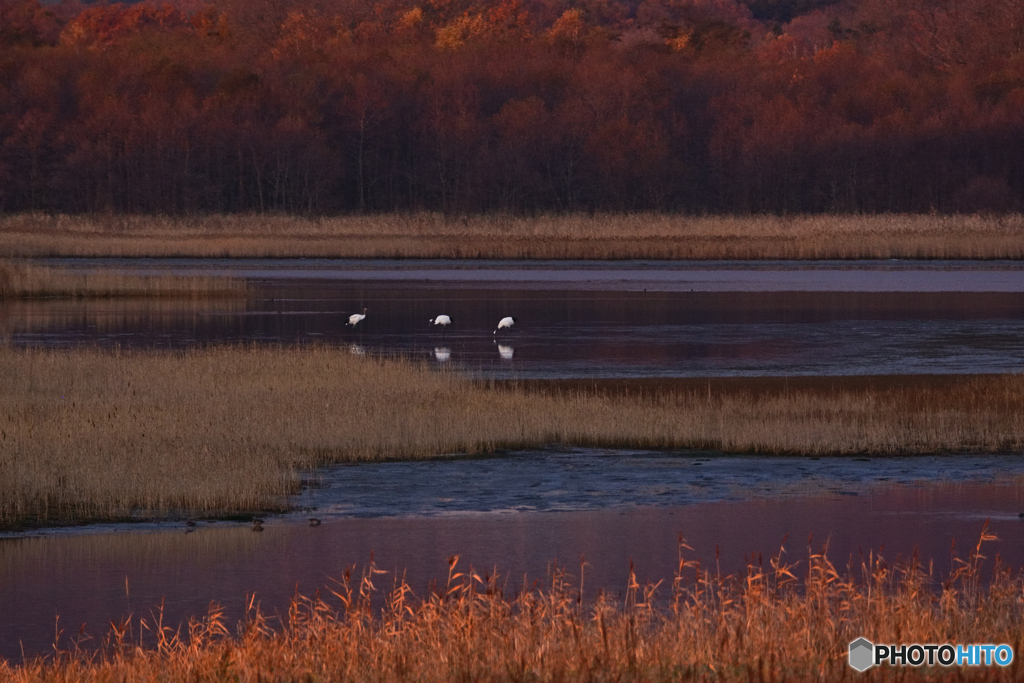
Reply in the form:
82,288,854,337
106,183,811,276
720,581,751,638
429,315,452,327
347,307,368,326
494,316,516,334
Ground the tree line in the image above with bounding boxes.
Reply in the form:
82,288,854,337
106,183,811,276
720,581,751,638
2,0,1023,214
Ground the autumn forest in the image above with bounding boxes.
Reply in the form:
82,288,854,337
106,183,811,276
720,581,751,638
2,0,1023,215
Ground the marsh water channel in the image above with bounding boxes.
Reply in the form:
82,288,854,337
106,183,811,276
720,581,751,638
8,258,1024,377
5,258,1024,659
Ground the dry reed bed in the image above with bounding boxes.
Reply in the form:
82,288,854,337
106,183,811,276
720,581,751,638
4,534,1024,681
0,259,245,299
4,346,1024,529
0,297,247,337
3,213,1024,259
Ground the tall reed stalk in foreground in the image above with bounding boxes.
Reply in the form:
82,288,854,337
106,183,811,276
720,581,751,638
4,346,1024,529
3,528,1021,681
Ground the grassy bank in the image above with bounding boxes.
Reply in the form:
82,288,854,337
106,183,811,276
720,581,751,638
0,259,245,299
3,213,1024,260
3,346,1024,529
0,296,247,338
4,533,1022,680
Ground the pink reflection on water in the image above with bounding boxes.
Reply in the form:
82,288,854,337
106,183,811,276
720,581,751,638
2,482,1024,660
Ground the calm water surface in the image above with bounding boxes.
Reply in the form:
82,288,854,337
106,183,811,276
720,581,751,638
6,259,1024,378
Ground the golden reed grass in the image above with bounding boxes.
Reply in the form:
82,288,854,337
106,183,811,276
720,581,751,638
4,345,1024,529
4,531,1023,680
3,213,1024,259
0,259,245,299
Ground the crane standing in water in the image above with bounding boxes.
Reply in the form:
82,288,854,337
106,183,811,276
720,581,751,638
494,316,516,334
348,308,368,327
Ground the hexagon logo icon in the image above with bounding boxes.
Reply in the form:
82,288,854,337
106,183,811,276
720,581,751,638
849,637,875,672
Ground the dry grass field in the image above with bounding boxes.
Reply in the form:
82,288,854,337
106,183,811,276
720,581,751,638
0,259,245,298
3,213,1024,259
3,345,1024,529
3,531,1022,681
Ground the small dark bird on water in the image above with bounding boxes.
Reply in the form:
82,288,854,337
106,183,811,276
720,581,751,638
252,518,264,532
309,518,321,527
185,520,196,527
1019,512,1024,519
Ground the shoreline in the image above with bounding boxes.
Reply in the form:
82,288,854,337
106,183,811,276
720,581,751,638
5,441,1023,537
5,213,1024,260
0,259,247,299
504,373,1015,398
5,345,1024,531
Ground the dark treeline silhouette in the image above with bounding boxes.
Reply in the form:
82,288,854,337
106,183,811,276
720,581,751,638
2,0,1023,214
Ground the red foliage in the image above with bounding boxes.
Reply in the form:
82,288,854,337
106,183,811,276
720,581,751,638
0,0,1021,213
61,3,191,46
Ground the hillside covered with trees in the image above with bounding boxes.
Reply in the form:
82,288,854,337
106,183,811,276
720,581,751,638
2,0,1023,214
